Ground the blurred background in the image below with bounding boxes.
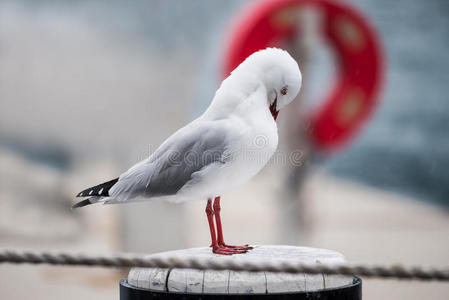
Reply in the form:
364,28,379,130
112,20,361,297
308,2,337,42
0,0,448,299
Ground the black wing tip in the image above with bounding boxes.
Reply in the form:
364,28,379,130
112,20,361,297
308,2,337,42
76,190,89,197
76,177,119,198
71,199,92,210
76,189,94,198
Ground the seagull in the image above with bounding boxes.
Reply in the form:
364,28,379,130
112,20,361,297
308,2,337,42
73,48,302,255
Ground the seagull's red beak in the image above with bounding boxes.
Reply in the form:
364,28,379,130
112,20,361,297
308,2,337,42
269,98,279,120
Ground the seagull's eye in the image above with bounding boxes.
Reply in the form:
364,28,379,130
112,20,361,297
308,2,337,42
280,86,288,95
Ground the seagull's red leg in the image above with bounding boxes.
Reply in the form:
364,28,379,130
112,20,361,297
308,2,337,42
213,196,253,251
205,199,218,248
205,198,244,255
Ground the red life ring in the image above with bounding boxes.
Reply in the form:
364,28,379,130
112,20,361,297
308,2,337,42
223,0,384,151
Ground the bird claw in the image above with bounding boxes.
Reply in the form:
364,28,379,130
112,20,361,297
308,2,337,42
212,246,248,255
218,243,253,251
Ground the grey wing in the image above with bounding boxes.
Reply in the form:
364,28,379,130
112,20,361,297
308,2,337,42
108,120,238,201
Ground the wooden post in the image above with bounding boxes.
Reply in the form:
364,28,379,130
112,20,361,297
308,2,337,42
120,246,361,299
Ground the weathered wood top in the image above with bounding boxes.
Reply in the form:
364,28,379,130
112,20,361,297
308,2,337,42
127,245,353,294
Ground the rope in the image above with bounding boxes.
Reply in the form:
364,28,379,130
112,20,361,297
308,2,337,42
0,248,448,281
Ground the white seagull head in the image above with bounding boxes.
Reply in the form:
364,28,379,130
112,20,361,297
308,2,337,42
234,48,302,119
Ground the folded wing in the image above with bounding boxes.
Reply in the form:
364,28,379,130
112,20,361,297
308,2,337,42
108,120,240,202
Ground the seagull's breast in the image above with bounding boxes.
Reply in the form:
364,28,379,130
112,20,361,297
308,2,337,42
212,105,278,193
237,107,278,173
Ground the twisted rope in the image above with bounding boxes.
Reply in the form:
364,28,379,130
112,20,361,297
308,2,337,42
0,248,448,281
